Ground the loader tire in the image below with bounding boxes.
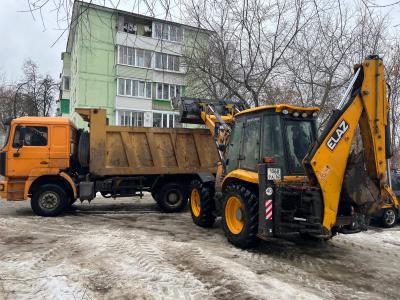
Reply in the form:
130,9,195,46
77,130,90,168
31,184,68,217
222,184,259,249
381,208,397,228
155,182,188,213
189,180,216,228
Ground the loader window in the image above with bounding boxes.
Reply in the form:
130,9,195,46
13,126,48,148
262,115,285,170
285,120,314,174
241,117,261,171
226,119,243,173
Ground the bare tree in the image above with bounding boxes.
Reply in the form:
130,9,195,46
183,0,313,106
19,59,59,117
283,0,389,125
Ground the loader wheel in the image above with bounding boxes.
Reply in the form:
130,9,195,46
381,208,397,228
31,184,68,217
155,182,188,213
189,180,216,227
222,184,259,249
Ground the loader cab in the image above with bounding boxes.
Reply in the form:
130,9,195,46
225,105,319,177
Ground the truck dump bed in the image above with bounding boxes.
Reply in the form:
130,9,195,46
77,108,218,176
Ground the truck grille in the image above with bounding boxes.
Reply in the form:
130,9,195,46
0,152,5,176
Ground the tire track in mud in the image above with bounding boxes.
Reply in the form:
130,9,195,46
227,237,396,300
65,228,210,299
161,243,265,299
0,238,93,300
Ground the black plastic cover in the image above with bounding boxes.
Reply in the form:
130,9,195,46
0,151,5,176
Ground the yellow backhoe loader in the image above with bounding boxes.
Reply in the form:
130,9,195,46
173,55,399,248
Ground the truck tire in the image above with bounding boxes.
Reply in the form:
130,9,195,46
222,184,259,249
381,208,397,228
155,182,188,213
189,179,216,227
78,131,90,167
31,184,68,217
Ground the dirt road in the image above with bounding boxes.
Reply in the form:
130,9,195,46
0,194,399,299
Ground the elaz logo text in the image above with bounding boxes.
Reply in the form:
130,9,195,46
326,120,349,151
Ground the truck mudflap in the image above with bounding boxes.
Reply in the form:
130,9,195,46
0,180,7,200
0,151,6,176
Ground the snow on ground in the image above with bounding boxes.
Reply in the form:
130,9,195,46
0,194,399,299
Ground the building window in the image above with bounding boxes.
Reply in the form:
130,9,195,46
154,23,163,39
128,47,135,65
152,112,177,128
63,76,70,90
156,83,182,100
154,53,180,72
136,49,144,67
119,110,144,127
117,78,152,99
163,83,169,99
118,78,125,95
144,51,152,68
153,22,183,42
118,45,152,68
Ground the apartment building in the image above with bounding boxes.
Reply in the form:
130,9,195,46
59,1,207,128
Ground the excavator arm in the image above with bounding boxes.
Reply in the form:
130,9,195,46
304,55,399,231
171,97,241,168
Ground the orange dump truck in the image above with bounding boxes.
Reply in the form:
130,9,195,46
0,108,218,216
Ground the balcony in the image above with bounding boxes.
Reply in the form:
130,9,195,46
116,31,183,56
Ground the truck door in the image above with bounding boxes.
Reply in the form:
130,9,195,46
7,125,50,177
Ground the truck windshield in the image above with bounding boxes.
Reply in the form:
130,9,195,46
1,125,10,150
285,119,315,174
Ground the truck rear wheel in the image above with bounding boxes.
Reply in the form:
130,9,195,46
155,182,188,213
222,184,259,249
381,208,397,228
189,180,216,227
31,184,68,217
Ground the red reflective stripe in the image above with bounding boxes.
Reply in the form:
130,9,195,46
264,199,273,220
265,206,272,215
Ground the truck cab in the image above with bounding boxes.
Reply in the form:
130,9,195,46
0,117,78,214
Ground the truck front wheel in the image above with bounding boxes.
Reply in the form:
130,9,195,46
31,184,68,217
222,184,260,249
155,182,188,213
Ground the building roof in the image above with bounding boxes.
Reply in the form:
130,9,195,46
66,0,211,53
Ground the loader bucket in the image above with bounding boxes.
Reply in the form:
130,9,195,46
342,151,380,214
171,97,206,124
171,97,247,124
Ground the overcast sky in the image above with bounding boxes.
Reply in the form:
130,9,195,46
0,0,399,84
0,0,67,83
